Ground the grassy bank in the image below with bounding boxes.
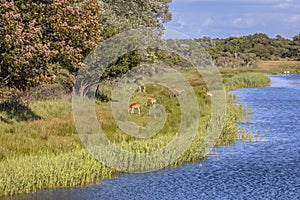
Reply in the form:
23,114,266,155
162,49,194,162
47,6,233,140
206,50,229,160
224,72,271,90
0,150,115,196
0,70,267,197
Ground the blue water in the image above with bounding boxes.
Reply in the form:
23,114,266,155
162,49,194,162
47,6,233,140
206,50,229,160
10,75,300,200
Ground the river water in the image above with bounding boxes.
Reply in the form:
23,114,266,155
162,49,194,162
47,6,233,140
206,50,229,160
10,75,300,200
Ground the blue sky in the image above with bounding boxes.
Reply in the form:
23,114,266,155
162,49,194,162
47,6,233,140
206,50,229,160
165,0,300,39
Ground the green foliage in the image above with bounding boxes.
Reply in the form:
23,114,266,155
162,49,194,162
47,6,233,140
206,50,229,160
99,0,172,35
0,0,174,91
101,50,143,80
197,33,300,68
284,33,300,60
0,0,103,90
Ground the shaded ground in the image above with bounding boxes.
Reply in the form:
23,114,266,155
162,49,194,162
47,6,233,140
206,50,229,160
0,99,41,123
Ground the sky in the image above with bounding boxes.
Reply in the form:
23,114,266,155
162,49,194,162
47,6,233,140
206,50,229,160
165,0,300,39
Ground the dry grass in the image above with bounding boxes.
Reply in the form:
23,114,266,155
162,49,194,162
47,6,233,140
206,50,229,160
220,60,300,77
256,60,300,73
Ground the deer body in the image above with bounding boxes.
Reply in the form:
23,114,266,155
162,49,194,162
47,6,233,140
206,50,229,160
150,97,156,106
206,92,214,96
128,103,141,114
173,88,184,96
138,85,146,92
145,97,157,107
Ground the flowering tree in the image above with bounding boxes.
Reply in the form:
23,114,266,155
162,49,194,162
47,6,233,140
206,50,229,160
0,0,103,90
0,0,173,91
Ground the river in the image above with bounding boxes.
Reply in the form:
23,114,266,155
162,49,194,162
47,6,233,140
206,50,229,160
9,75,300,200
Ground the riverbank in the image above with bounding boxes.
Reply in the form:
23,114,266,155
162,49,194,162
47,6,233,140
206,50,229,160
0,69,281,197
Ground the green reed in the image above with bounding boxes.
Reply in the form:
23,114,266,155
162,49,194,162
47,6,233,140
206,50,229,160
0,150,116,196
225,72,270,90
0,73,252,197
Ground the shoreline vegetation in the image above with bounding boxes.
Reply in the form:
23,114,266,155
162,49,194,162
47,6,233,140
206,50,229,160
1,1,300,197
1,64,298,197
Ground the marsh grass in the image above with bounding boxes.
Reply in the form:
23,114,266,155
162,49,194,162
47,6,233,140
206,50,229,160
224,72,270,90
0,70,253,197
0,150,116,196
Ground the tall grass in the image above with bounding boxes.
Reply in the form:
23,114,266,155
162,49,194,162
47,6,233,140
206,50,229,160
225,72,270,90
0,150,116,196
0,98,80,160
0,72,251,197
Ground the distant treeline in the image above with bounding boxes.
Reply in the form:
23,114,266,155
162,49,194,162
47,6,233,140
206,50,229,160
100,33,300,79
197,33,300,68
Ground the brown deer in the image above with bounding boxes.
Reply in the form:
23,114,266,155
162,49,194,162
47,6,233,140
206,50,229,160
145,97,157,107
138,85,146,93
206,92,214,97
172,84,185,97
128,103,141,114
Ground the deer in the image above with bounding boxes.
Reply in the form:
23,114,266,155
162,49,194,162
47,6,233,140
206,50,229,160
172,84,185,97
138,85,146,93
128,103,141,114
145,97,157,107
206,92,214,97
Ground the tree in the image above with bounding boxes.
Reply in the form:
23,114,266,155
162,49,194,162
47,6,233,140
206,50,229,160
92,0,173,82
99,0,173,38
286,34,300,60
0,0,103,90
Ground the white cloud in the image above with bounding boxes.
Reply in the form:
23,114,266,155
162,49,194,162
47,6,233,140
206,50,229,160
202,17,214,26
168,0,300,39
177,18,185,28
273,0,294,9
273,3,289,8
167,18,186,30
288,15,300,23
232,17,256,27
175,0,289,3
233,18,242,24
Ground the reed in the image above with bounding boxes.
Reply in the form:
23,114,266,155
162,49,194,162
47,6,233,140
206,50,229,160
0,150,116,196
0,72,251,197
225,72,270,90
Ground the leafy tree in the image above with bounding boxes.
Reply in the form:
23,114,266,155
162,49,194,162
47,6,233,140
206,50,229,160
98,0,173,38
94,0,173,81
0,0,103,90
286,34,300,60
